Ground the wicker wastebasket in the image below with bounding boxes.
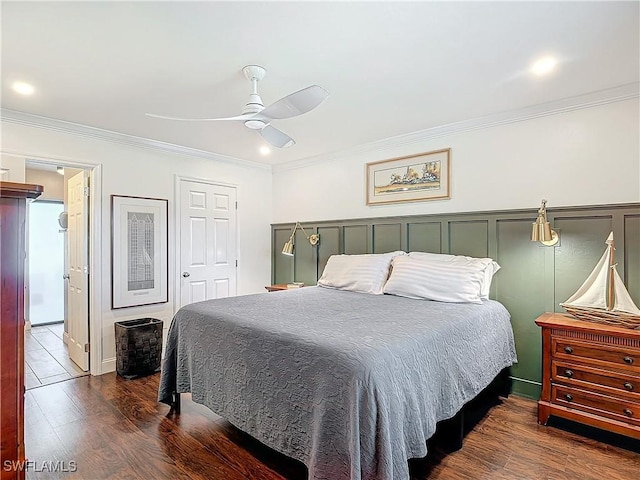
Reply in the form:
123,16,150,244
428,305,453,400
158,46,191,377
114,318,163,379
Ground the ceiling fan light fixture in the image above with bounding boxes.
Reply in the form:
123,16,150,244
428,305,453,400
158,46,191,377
245,119,266,130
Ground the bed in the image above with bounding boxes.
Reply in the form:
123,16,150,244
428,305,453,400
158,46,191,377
158,285,517,480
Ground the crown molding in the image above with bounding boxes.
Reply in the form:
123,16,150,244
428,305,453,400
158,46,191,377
2,82,638,175
0,109,272,171
273,82,640,173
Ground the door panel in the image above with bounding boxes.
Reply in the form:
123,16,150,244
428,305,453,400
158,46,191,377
67,171,89,371
180,180,237,307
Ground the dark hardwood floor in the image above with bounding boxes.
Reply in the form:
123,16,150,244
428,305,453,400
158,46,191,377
24,373,639,479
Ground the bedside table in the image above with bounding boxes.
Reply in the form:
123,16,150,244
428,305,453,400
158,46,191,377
535,312,640,439
265,283,305,292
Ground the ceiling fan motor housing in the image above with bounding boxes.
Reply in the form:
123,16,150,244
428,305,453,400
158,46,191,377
241,93,265,116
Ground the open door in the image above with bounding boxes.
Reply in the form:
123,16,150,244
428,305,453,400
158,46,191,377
67,171,89,371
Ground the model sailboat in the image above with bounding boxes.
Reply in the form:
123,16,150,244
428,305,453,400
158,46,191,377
561,232,640,329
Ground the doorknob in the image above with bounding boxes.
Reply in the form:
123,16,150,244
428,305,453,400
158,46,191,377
63,274,70,280
182,272,190,278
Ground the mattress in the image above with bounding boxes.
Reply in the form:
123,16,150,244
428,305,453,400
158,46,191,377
158,286,517,480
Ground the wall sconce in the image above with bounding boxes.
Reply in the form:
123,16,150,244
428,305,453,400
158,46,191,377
531,199,559,246
281,221,320,256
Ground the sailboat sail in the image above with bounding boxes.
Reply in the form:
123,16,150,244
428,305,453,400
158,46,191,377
562,246,610,310
612,268,640,314
561,232,640,323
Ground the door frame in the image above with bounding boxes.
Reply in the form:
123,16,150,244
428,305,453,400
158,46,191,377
6,151,104,376
174,175,239,311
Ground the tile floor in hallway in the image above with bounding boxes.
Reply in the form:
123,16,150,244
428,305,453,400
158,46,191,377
25,323,88,389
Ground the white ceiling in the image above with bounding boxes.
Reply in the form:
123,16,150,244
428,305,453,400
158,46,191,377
2,1,638,166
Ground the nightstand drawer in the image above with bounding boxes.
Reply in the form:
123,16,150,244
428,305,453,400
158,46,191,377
552,385,640,425
553,338,640,371
552,360,640,399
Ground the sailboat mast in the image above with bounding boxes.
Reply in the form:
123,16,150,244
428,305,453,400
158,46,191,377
607,235,615,311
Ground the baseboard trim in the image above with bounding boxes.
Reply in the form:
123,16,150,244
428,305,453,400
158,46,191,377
511,376,542,400
102,357,116,374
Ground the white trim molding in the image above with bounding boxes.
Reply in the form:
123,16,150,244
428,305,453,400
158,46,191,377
274,82,640,173
2,83,638,175
0,108,272,172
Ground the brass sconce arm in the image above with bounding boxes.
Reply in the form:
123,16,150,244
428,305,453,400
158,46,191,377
281,221,320,256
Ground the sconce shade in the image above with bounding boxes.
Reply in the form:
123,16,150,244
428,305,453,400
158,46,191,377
531,199,559,246
282,239,294,256
530,220,553,242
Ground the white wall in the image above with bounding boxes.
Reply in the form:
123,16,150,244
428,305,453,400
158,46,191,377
273,99,640,222
0,153,26,182
1,121,273,373
25,168,64,201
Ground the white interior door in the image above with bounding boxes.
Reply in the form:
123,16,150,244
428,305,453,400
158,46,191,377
67,171,89,371
179,180,237,307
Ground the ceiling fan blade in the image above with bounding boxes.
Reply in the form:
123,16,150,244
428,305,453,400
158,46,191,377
259,85,328,120
145,113,252,122
260,125,295,148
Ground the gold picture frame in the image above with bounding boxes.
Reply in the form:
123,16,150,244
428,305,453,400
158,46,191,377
366,148,451,205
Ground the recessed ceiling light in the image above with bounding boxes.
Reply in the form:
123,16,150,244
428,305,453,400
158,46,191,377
259,146,271,156
12,81,35,96
530,56,558,76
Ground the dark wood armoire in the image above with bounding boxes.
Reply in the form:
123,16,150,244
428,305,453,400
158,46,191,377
1,181,43,480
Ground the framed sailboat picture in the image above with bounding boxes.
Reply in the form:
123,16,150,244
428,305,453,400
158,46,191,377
366,149,451,205
561,232,640,329
111,195,168,309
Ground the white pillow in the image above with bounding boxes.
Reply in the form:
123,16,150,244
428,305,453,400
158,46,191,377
408,251,500,299
383,255,485,304
318,251,405,295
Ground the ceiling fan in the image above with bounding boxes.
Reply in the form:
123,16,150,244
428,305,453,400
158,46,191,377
146,65,329,148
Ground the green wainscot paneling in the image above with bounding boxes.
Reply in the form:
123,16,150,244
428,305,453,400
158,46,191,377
372,223,402,253
272,203,640,400
407,222,441,252
449,220,489,257
625,215,640,307
344,225,369,254
293,228,317,287
495,218,547,399
317,226,341,282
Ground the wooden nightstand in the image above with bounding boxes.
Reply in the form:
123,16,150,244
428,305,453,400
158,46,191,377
265,283,305,292
535,312,640,439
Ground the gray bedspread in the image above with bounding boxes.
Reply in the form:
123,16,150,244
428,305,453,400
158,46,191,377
158,287,517,480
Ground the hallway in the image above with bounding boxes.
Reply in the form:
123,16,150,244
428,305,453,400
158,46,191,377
25,324,88,389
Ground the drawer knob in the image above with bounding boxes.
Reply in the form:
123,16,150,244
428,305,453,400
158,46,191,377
564,369,574,378
623,356,634,365
623,408,633,417
564,346,573,354
564,394,573,402
624,382,634,391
